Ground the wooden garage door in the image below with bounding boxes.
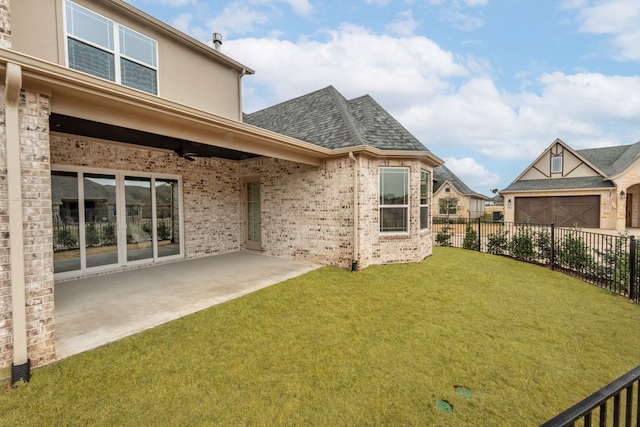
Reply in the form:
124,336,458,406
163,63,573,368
515,196,600,228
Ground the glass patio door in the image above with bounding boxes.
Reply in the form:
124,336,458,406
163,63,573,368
246,180,261,250
52,168,182,277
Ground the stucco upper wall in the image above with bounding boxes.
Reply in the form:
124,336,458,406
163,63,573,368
521,141,599,180
10,0,244,119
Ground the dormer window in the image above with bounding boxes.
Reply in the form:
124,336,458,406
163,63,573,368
551,155,562,174
65,1,158,95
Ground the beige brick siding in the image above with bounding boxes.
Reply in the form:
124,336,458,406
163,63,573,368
0,0,10,49
0,132,435,374
50,135,243,259
0,88,54,375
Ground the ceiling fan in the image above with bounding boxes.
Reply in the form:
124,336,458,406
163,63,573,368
173,144,198,161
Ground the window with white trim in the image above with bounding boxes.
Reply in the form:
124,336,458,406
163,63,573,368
379,167,409,233
420,170,430,230
65,1,158,94
551,155,562,174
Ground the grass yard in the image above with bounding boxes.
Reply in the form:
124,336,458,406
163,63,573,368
2,247,640,426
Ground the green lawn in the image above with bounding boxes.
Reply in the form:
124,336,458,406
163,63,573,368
2,247,640,426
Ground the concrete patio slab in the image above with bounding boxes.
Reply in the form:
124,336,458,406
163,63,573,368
54,252,320,360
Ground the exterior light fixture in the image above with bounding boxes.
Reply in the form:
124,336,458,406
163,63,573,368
507,198,512,208
620,190,625,198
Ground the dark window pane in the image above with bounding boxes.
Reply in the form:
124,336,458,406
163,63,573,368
121,58,158,94
380,207,407,232
420,206,429,230
68,38,115,81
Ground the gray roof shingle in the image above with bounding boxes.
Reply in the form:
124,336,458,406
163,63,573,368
433,165,487,198
244,86,430,152
503,176,615,192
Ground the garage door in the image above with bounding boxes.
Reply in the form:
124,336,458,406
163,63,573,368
515,196,600,228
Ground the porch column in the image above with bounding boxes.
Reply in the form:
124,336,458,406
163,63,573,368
617,188,627,232
5,62,30,381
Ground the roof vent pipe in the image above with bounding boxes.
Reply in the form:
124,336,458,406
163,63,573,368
213,33,222,51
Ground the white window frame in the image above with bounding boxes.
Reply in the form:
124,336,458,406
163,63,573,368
551,155,563,174
420,170,430,230
64,0,159,95
379,167,410,234
52,165,183,280
438,199,458,216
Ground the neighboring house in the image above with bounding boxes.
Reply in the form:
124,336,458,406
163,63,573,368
501,138,640,231
431,165,487,219
0,1,442,377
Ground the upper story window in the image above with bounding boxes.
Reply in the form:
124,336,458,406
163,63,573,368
379,167,409,233
444,187,451,193
65,1,158,95
551,155,562,174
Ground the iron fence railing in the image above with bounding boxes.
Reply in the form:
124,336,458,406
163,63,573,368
433,218,639,304
53,218,174,252
539,365,640,427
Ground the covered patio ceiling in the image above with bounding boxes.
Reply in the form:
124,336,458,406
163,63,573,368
50,113,261,161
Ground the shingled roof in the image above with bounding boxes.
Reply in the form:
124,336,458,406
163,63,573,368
433,165,487,199
503,140,640,192
243,86,429,152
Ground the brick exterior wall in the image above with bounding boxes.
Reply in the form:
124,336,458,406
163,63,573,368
0,134,434,375
0,0,10,49
50,135,243,259
0,88,54,376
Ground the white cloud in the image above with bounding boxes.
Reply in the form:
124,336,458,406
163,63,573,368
281,0,313,17
207,3,270,36
444,157,500,189
386,10,420,36
571,0,640,60
225,24,469,111
226,23,640,170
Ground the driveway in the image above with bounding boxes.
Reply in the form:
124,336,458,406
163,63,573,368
54,252,320,360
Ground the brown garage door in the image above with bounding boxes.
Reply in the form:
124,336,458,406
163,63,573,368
515,196,600,228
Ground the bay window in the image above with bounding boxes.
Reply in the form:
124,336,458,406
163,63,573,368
379,167,409,233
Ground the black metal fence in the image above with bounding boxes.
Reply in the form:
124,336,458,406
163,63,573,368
433,218,640,304
539,364,640,427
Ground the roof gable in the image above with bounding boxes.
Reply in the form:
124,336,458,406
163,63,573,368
433,165,486,198
244,86,429,152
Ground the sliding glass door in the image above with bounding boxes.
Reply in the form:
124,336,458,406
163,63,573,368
52,168,182,277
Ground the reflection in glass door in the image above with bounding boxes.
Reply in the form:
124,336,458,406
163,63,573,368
52,171,81,273
125,176,153,262
84,173,119,269
52,169,182,276
156,179,181,258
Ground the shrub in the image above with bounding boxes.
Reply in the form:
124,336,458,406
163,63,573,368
462,223,479,251
486,228,509,255
594,234,629,293
55,227,78,251
557,227,594,273
85,223,101,247
536,229,552,263
102,223,116,246
435,228,452,246
510,224,536,261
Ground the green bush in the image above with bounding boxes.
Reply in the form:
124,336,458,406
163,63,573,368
85,223,101,247
594,234,629,293
462,223,479,251
510,224,536,261
557,227,595,273
55,227,78,251
486,227,509,255
435,228,452,246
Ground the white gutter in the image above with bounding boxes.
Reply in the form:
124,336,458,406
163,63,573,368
5,62,30,382
349,152,359,271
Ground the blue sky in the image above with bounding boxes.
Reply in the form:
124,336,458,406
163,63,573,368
125,0,640,195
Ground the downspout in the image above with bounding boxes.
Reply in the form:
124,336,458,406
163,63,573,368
349,152,359,271
5,62,30,383
238,69,246,120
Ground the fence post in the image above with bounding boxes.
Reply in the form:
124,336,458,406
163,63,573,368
477,217,482,252
630,236,637,301
550,223,555,270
